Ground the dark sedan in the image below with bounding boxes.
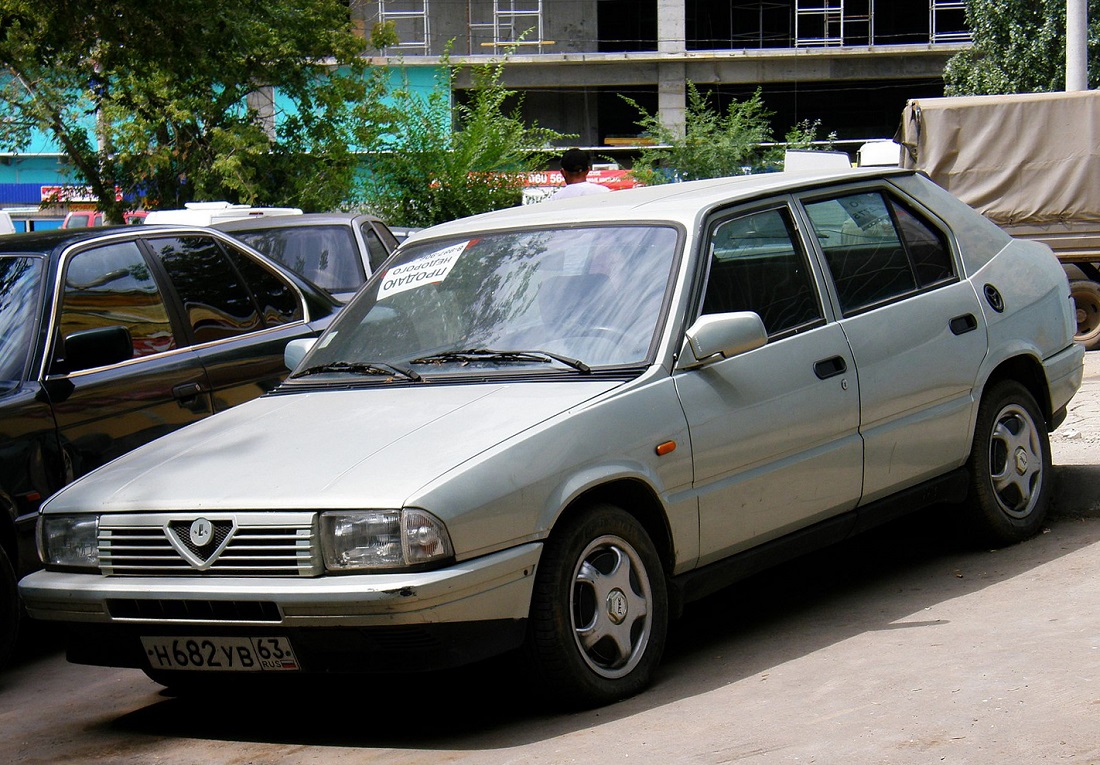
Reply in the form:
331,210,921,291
214,213,399,303
0,225,339,665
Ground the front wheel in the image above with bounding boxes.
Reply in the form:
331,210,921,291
965,381,1052,546
525,504,668,707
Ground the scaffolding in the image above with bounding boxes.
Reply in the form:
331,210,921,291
930,0,970,43
795,0,972,47
469,0,546,54
377,0,431,55
794,0,843,47
794,0,875,47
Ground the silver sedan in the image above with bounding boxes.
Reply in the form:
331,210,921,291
21,167,1083,707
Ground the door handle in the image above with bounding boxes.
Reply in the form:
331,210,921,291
949,313,978,335
814,356,847,380
173,382,204,401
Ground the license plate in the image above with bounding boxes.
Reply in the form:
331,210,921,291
141,636,300,672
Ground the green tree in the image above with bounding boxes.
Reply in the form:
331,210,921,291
0,0,385,221
943,0,1100,94
623,85,776,184
360,53,565,228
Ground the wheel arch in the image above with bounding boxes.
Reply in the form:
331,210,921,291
551,478,675,578
981,353,1054,426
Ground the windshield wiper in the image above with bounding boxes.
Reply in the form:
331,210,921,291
410,348,591,374
292,360,422,382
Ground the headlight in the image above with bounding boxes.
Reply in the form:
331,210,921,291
320,509,454,571
38,514,99,570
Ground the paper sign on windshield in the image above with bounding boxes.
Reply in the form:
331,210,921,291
378,242,468,299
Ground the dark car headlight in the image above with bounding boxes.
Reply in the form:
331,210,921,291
320,509,454,571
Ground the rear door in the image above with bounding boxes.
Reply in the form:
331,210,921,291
799,187,986,502
144,233,322,411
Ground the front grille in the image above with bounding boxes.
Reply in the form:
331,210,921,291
98,512,321,576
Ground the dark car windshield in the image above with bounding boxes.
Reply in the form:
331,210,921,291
0,255,45,383
232,225,365,294
297,224,680,377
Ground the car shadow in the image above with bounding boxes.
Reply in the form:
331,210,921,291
105,500,1100,751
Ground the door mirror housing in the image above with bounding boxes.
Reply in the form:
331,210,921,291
679,312,768,369
63,326,133,373
284,338,316,371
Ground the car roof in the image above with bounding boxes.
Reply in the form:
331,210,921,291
212,212,383,232
0,226,137,254
410,168,917,241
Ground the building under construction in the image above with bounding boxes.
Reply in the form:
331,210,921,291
355,0,971,149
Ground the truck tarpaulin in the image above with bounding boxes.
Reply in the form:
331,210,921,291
897,91,1100,227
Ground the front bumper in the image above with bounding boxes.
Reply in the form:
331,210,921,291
19,543,541,672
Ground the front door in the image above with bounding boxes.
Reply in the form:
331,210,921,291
674,204,863,566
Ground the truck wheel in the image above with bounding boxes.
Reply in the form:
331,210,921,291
0,545,19,669
965,381,1052,546
525,504,667,707
1069,280,1100,350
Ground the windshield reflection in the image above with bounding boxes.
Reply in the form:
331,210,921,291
0,255,44,384
301,225,680,376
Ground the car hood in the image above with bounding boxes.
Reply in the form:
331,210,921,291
45,381,622,514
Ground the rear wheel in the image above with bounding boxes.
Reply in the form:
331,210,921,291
525,504,667,707
1070,280,1100,350
965,381,1052,546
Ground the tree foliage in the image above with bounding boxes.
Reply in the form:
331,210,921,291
943,0,1100,94
623,85,776,184
0,0,384,221
359,54,565,228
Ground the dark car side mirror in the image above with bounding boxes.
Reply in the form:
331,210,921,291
63,326,134,373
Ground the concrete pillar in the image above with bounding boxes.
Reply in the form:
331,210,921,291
657,0,687,138
1066,0,1088,91
247,87,276,141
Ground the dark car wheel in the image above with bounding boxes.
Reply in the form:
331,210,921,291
0,545,19,668
525,503,667,707
965,380,1052,546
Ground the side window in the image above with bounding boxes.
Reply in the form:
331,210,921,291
702,207,823,337
888,198,955,287
223,244,304,326
59,242,177,358
361,224,392,273
804,192,917,315
149,235,262,343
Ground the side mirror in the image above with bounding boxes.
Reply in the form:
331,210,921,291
63,326,133,372
679,312,768,369
284,338,316,371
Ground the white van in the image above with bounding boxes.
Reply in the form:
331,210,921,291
144,201,302,226
0,211,15,235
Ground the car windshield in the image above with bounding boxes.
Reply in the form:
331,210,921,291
297,224,680,377
232,225,365,294
0,255,45,384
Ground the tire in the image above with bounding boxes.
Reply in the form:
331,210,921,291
965,381,1052,546
1069,280,1100,350
525,503,668,707
0,545,19,669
